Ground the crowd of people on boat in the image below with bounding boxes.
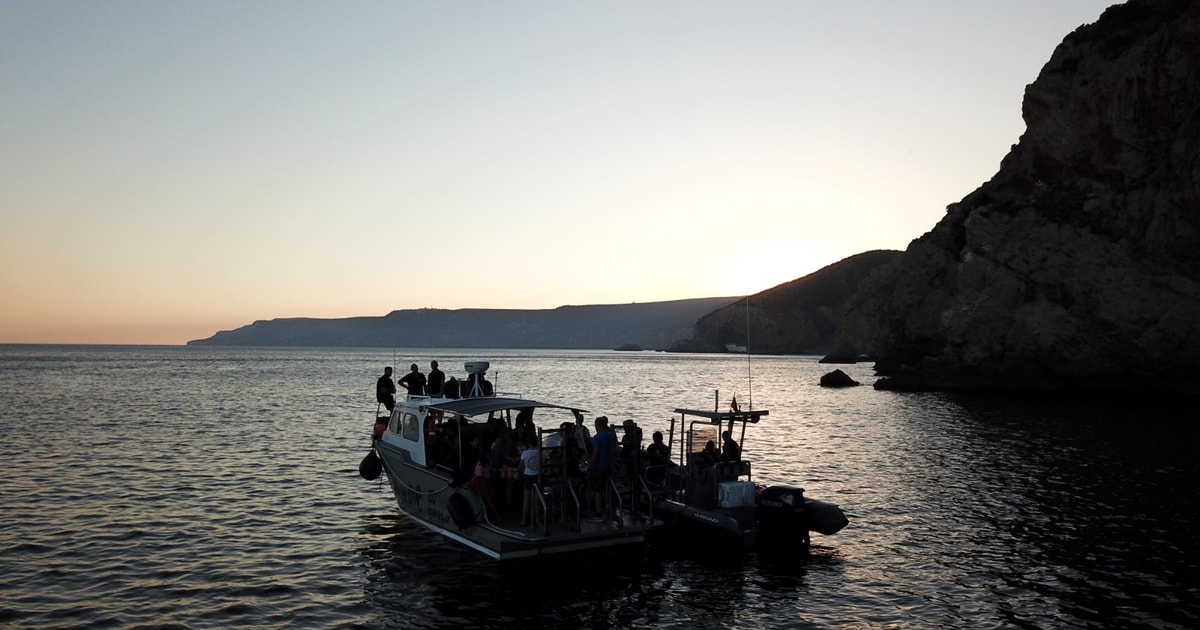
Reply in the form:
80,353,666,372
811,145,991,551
377,362,495,406
375,362,743,526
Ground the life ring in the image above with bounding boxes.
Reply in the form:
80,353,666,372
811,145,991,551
447,493,475,529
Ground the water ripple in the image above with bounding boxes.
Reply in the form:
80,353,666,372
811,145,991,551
0,347,1196,628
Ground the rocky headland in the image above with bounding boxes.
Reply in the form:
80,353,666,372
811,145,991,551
832,0,1200,396
672,250,900,354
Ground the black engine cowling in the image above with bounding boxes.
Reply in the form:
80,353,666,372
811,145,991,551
757,485,810,551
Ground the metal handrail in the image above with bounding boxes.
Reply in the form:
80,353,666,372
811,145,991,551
605,477,624,528
533,483,549,536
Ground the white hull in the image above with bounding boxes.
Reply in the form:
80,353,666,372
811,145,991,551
367,371,660,560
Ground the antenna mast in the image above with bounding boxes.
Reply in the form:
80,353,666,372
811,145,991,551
745,295,753,411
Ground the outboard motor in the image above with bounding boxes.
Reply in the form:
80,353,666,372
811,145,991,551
757,485,810,551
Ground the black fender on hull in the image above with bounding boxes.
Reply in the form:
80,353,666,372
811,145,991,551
447,493,476,529
359,450,382,480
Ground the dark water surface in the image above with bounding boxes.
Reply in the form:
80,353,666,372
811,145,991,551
0,346,1196,629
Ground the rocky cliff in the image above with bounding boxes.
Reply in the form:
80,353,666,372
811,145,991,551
836,0,1200,396
674,250,900,354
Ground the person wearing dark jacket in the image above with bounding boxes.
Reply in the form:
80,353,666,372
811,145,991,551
376,366,396,411
398,363,426,396
427,360,445,396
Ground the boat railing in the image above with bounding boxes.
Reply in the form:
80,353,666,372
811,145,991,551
711,460,752,482
532,482,549,537
604,477,625,528
635,472,655,522
564,480,583,532
643,463,671,494
651,461,692,501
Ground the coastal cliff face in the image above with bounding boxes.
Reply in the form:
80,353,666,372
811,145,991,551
675,250,900,354
838,0,1200,395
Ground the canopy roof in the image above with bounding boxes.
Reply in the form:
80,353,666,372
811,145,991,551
424,396,585,419
673,408,768,424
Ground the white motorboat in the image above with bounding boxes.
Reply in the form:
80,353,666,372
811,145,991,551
360,361,661,560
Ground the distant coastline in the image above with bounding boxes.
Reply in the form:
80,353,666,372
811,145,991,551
186,297,739,351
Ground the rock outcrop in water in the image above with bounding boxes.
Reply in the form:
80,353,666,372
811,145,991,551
834,0,1200,396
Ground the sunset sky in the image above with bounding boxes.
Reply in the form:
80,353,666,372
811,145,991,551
1,1,1117,345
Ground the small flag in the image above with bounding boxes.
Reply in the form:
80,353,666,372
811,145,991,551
730,396,740,413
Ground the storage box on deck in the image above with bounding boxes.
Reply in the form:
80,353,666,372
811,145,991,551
718,481,756,509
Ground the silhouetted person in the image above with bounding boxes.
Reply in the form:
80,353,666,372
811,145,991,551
647,431,669,466
722,430,741,462
398,363,426,396
646,430,670,483
376,366,396,411
589,416,616,519
427,360,445,396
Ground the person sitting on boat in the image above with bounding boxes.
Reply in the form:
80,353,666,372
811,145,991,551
645,431,670,483
721,430,742,462
464,372,494,397
443,376,460,399
399,363,426,396
646,431,669,465
376,366,396,412
698,440,719,465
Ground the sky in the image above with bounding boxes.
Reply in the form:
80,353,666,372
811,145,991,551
1,1,1118,345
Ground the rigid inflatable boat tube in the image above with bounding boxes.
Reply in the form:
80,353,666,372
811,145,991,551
806,499,849,535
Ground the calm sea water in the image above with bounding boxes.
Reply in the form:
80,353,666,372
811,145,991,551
0,345,1196,629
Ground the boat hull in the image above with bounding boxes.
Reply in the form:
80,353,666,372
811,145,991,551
376,441,653,560
651,498,758,548
648,485,848,554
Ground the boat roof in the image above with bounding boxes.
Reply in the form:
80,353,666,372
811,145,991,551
423,396,585,418
673,408,768,424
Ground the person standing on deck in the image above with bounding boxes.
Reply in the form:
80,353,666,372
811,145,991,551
376,366,396,412
427,361,445,397
398,363,426,397
588,416,616,519
520,439,541,526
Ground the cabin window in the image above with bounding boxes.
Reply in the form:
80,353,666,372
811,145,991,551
402,412,421,441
